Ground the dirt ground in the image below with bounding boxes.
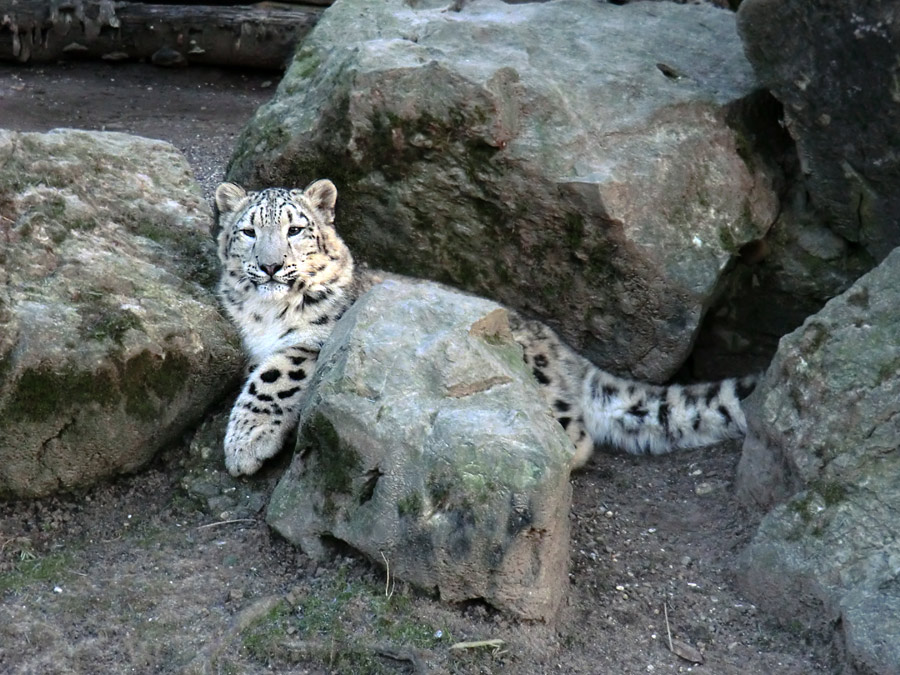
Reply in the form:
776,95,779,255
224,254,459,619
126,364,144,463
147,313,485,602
0,62,832,674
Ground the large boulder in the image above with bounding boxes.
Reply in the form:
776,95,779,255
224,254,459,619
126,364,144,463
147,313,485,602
0,129,243,499
266,280,574,621
738,0,900,261
735,246,900,673
227,0,777,382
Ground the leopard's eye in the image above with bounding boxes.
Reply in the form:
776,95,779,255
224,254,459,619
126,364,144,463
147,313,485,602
241,228,256,238
287,226,303,237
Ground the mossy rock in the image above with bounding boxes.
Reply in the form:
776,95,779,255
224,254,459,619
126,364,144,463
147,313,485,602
0,129,243,499
267,280,573,620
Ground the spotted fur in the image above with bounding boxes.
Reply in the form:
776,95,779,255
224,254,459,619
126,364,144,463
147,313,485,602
216,180,756,476
215,180,377,475
509,315,756,467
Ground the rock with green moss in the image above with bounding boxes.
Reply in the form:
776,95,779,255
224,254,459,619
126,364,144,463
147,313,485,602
267,280,573,620
735,246,900,673
226,0,777,382
0,129,243,499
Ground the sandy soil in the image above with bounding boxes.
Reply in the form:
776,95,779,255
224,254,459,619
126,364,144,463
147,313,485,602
0,62,831,674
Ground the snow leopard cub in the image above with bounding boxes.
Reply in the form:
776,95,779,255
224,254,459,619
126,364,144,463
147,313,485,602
215,179,756,477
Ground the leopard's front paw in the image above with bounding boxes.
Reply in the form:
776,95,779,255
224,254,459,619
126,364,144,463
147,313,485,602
223,417,283,477
223,440,265,477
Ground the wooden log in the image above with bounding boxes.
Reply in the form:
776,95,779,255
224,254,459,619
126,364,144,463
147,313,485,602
0,0,323,69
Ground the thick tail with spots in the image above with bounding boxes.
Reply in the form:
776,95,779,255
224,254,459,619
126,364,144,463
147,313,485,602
581,369,758,456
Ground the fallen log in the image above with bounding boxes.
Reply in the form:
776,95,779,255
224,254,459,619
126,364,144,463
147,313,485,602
0,0,323,69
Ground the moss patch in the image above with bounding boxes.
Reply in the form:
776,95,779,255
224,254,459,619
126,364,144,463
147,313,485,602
241,601,293,660
299,413,363,516
241,572,445,672
3,365,118,421
816,480,848,508
563,212,586,249
288,46,321,82
120,351,192,421
0,551,78,595
78,304,143,346
129,219,219,290
396,491,423,519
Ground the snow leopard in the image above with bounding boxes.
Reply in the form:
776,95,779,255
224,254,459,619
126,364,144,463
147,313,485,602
215,179,756,477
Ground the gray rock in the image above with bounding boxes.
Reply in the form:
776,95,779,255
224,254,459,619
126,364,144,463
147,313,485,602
180,408,281,519
227,0,776,381
735,247,900,672
266,280,574,620
689,182,875,379
0,129,243,498
738,0,900,261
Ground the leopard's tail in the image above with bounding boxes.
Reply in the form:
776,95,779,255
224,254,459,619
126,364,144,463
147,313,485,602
580,369,758,456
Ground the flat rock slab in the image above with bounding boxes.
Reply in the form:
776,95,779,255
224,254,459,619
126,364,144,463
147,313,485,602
0,128,242,498
267,280,574,621
228,0,776,381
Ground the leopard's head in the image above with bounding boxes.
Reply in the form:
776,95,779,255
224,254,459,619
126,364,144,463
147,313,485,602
215,179,345,297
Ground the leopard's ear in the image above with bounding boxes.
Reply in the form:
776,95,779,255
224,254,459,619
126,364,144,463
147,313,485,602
297,179,337,224
215,182,248,214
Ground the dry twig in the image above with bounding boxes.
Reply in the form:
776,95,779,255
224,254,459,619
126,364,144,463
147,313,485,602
664,601,704,664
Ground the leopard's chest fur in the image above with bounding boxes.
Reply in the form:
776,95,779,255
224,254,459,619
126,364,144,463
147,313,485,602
223,281,354,365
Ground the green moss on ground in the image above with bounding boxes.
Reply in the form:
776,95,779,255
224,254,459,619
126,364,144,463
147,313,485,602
0,552,78,595
240,572,446,673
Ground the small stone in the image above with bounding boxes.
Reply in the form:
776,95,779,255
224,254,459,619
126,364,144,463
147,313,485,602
695,482,716,496
151,47,187,67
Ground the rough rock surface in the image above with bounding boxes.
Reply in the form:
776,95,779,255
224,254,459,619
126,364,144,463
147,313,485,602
0,128,243,498
735,247,900,673
227,0,777,382
689,180,875,379
266,280,574,621
180,408,278,520
738,0,900,261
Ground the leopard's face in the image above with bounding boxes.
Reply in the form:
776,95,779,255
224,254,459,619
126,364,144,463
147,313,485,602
216,181,338,298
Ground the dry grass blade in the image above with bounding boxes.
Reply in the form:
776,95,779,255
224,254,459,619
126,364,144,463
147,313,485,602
449,638,505,652
380,550,395,598
664,601,673,651
196,518,256,530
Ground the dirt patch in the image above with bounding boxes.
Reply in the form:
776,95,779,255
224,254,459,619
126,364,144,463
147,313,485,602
0,62,831,674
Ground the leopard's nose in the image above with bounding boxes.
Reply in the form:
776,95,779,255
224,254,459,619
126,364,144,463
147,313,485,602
260,263,283,278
